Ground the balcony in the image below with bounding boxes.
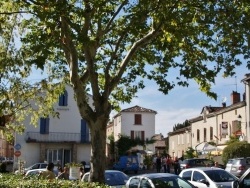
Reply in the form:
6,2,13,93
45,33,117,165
25,132,91,143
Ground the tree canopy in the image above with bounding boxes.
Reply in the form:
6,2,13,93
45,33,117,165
1,0,250,183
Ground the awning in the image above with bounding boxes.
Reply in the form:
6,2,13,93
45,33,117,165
196,142,221,152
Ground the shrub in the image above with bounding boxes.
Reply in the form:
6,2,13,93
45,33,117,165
222,141,250,164
0,173,110,188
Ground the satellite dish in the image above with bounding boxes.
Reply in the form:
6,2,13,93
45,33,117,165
222,97,227,103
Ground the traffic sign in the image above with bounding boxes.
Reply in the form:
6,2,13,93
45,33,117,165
14,150,21,157
14,143,21,150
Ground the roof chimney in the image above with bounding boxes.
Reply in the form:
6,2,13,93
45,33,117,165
222,102,226,107
231,91,240,104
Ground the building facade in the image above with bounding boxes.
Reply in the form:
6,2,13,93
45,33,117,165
112,105,157,153
168,73,250,157
14,85,92,168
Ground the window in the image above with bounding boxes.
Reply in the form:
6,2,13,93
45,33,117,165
81,119,90,143
181,134,184,144
182,171,192,181
140,178,152,188
58,90,68,106
193,171,206,182
134,114,142,125
40,117,49,134
128,177,140,188
177,135,180,145
204,128,207,142
197,130,200,142
131,131,145,141
210,127,213,140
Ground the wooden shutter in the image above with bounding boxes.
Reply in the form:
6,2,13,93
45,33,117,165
131,131,134,139
141,131,145,141
134,114,141,124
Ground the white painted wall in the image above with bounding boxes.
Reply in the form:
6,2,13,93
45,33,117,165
14,85,92,168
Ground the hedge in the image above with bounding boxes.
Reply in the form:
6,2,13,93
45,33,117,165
0,173,110,188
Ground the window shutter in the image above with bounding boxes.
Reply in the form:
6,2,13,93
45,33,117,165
81,119,89,143
64,91,68,106
141,131,145,141
45,118,50,134
40,118,45,134
59,95,64,106
131,131,134,139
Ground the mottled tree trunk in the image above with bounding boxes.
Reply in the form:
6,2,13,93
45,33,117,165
89,119,107,183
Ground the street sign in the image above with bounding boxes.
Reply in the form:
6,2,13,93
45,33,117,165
14,143,21,150
14,150,21,157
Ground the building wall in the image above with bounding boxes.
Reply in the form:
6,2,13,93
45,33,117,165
169,130,191,158
14,85,92,168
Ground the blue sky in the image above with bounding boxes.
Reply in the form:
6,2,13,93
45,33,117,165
29,63,248,137
116,64,248,137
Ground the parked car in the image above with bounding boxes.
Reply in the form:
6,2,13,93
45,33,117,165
125,173,196,188
113,155,139,174
25,168,58,178
231,167,250,188
15,162,48,174
179,158,215,170
82,170,129,188
8,157,13,164
225,158,234,172
179,167,238,188
225,157,250,177
0,157,8,163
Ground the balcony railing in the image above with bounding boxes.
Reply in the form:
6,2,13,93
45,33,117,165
25,132,91,143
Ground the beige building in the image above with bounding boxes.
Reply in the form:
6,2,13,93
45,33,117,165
168,73,250,157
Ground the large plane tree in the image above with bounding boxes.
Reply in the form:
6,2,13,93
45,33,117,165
1,0,250,183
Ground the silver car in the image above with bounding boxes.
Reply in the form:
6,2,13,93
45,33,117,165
225,157,250,177
126,173,196,188
179,167,238,188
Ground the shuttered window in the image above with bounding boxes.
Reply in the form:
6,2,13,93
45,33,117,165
59,90,68,106
40,118,49,134
81,119,90,143
134,114,142,125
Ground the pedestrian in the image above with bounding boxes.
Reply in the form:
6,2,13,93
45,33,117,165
166,155,171,173
79,167,85,180
57,166,69,180
173,156,180,175
214,161,219,167
156,155,162,173
39,162,56,180
162,156,167,173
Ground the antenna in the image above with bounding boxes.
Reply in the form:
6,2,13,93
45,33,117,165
235,76,237,92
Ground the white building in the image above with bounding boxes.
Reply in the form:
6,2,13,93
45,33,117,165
14,85,92,168
112,105,157,153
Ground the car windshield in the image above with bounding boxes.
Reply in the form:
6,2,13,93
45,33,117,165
105,172,129,186
204,170,237,182
151,177,193,188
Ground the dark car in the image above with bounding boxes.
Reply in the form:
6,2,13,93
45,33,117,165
125,173,196,188
179,158,215,170
82,170,129,188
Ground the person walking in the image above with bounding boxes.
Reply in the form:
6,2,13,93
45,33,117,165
166,155,171,173
57,166,69,180
173,157,180,175
39,163,56,180
156,155,162,173
162,156,167,173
